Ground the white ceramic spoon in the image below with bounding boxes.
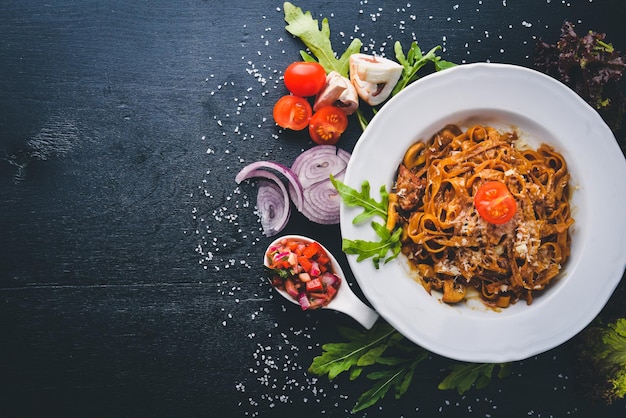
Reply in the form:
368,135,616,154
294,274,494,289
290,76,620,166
264,234,379,329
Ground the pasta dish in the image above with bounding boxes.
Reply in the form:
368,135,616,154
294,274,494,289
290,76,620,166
388,124,574,307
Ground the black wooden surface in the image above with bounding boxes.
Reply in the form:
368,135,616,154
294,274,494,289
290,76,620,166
1,1,625,417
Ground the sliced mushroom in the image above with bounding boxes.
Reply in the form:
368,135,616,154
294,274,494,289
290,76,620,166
402,141,427,169
442,279,467,303
313,71,359,115
349,53,403,106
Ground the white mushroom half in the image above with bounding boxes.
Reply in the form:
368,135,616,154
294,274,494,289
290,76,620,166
349,54,403,106
313,71,359,115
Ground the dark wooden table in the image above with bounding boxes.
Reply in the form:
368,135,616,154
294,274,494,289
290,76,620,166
2,1,625,417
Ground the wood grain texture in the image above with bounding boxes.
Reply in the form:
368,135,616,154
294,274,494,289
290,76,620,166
1,1,625,417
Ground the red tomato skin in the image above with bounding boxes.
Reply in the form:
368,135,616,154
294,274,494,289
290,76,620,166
474,181,517,224
308,106,348,145
305,278,324,292
272,95,312,131
284,62,327,97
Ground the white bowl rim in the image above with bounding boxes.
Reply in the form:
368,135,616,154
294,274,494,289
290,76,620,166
340,62,626,362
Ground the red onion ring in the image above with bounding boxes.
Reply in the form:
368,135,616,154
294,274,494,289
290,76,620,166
290,145,351,225
290,145,351,189
256,180,290,237
235,161,304,211
236,167,293,236
299,172,346,224
235,146,351,230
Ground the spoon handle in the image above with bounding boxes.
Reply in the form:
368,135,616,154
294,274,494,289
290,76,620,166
330,283,379,329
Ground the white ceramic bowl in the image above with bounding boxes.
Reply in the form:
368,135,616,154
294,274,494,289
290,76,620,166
340,63,626,362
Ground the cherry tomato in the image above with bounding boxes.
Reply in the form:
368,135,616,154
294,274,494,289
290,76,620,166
474,181,517,224
284,62,327,97
308,106,348,145
272,95,312,131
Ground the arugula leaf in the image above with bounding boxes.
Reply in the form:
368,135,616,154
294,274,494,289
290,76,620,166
342,222,402,268
392,41,457,96
330,175,401,268
308,322,429,412
309,323,397,379
355,108,370,131
283,2,362,77
438,362,512,394
310,321,513,412
353,357,424,412
330,175,388,224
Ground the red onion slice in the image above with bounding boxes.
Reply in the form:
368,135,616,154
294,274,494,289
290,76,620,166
256,180,290,237
320,272,341,287
236,168,291,236
290,145,351,225
297,292,311,310
235,161,304,212
290,145,351,189
298,169,346,224
235,147,351,228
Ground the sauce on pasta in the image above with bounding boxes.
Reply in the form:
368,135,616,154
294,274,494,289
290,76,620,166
387,124,574,308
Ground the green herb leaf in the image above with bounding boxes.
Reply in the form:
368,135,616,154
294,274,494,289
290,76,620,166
392,41,456,95
375,355,412,366
599,318,626,365
352,352,427,412
330,175,401,268
351,372,395,412
573,317,626,403
349,367,364,380
438,362,511,394
330,176,388,224
357,344,390,367
308,323,397,380
309,322,428,413
263,265,289,279
594,39,615,54
599,318,626,400
342,222,402,268
355,108,370,131
352,367,404,412
283,2,362,77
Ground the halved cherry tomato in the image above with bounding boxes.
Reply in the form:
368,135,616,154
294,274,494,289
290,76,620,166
474,181,517,224
308,105,348,145
273,95,312,131
284,61,327,97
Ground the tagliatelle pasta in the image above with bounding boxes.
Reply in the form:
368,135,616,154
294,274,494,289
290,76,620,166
388,124,574,307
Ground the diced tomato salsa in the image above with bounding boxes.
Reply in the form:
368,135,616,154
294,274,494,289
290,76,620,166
265,237,341,310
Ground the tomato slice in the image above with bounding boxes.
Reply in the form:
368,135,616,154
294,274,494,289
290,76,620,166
272,95,312,131
284,61,327,97
474,181,517,224
308,105,348,145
